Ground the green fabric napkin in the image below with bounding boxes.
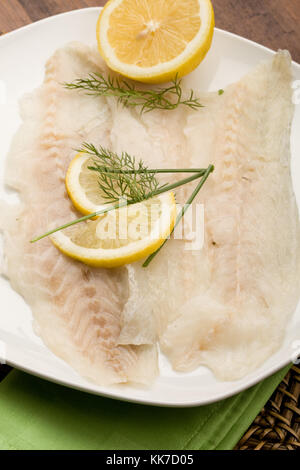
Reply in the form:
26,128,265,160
0,365,291,450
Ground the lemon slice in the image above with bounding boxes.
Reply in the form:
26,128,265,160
66,153,108,216
50,192,176,268
96,0,215,83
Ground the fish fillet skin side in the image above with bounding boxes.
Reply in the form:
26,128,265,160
0,42,158,386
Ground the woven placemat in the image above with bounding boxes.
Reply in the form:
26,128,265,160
0,364,299,449
236,365,300,450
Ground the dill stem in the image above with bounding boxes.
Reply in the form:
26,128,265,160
142,164,214,268
30,201,127,243
89,168,207,175
30,167,213,244
152,172,206,196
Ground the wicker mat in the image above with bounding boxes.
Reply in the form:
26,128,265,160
0,364,299,449
236,365,300,450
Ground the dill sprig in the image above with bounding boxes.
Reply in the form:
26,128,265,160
64,74,203,113
80,143,167,204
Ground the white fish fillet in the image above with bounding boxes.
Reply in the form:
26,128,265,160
0,43,158,386
113,51,300,380
1,42,299,385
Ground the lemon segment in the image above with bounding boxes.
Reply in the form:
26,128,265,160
50,192,176,268
96,0,215,83
65,153,108,216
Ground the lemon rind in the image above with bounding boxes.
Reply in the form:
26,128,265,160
66,153,107,216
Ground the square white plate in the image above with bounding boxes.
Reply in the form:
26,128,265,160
0,7,300,407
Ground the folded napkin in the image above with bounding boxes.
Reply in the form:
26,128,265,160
0,365,290,450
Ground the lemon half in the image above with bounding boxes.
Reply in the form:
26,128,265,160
96,0,215,83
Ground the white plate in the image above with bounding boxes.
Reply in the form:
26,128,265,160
0,7,300,407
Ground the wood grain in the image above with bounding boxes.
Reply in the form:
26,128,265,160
212,0,300,62
0,0,299,62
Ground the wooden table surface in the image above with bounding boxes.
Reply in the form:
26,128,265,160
0,0,299,63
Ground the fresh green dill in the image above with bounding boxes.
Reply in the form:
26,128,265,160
80,142,167,204
64,74,204,113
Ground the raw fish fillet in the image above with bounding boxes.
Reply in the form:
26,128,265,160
165,51,300,380
0,43,158,386
112,51,300,380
